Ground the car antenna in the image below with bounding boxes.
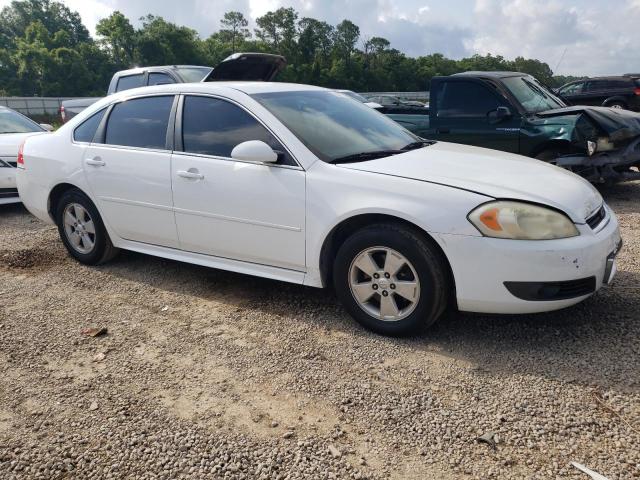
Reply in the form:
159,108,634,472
531,46,568,112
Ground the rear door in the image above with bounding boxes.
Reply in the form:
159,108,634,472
583,80,610,106
82,95,179,248
429,78,521,153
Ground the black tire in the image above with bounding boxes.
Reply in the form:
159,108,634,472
605,100,627,110
55,188,119,265
332,223,450,336
535,148,566,163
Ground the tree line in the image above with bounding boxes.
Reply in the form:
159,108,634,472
0,0,583,97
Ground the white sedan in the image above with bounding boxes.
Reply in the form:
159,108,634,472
0,106,49,205
16,82,622,335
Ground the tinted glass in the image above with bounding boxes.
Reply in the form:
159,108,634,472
148,72,175,86
175,67,212,82
437,81,507,117
252,91,419,163
0,109,44,134
116,74,144,92
105,96,174,149
182,96,295,165
73,109,106,143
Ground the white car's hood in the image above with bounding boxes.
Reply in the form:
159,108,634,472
0,132,44,157
340,142,603,223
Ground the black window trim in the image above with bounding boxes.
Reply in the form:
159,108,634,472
174,93,303,171
90,93,179,153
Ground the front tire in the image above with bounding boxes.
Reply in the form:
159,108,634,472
55,189,119,265
333,223,450,336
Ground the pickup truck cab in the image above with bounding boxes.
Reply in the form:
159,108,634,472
389,71,640,184
60,53,286,122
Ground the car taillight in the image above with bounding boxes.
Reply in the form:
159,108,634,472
17,141,25,168
60,105,66,122
634,88,640,96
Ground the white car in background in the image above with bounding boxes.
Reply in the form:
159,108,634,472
0,106,50,205
16,79,621,336
334,89,383,109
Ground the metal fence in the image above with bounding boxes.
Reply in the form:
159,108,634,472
0,97,93,116
359,91,429,101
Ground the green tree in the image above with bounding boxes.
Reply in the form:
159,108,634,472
333,20,359,65
96,11,136,67
219,11,250,53
136,15,205,65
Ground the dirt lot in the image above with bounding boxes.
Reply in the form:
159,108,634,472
1,183,639,480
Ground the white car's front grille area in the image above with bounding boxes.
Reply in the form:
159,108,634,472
0,157,17,168
586,205,607,231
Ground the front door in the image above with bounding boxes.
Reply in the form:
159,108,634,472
171,95,305,271
83,95,179,248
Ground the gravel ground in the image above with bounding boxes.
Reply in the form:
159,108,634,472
0,182,639,480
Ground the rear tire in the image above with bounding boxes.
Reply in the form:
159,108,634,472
55,189,119,265
605,100,627,110
333,223,450,336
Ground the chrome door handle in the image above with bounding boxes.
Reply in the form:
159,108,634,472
85,157,105,167
177,169,204,180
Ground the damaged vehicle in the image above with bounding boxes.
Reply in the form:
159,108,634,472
395,72,640,184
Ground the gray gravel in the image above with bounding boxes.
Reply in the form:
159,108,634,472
1,182,639,479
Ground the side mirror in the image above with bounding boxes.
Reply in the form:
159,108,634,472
488,106,512,123
39,123,54,132
231,140,278,164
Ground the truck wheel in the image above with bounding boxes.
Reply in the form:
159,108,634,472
535,149,566,164
56,189,119,265
332,223,450,336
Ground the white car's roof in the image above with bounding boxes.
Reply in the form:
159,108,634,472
110,81,327,101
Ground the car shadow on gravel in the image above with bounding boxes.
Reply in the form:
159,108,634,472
101,250,639,394
599,180,640,214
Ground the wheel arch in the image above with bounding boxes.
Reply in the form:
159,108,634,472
602,96,628,108
47,182,87,221
318,213,455,293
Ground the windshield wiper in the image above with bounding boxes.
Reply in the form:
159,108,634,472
401,140,436,151
329,150,404,164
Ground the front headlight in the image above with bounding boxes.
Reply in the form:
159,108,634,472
468,201,579,240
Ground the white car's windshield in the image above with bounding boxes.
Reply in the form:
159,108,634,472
502,76,566,113
252,90,421,163
0,110,44,134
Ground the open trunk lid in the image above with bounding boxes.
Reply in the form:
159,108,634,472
203,53,286,82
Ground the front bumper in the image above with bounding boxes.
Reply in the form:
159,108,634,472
556,136,640,184
435,205,622,314
0,167,19,204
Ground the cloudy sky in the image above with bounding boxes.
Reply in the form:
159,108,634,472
3,0,640,76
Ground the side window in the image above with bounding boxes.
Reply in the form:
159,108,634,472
73,109,106,143
181,96,296,166
148,72,176,86
586,81,606,92
559,82,583,95
105,96,174,149
116,74,144,92
437,81,506,118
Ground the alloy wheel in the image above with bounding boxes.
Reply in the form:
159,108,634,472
63,203,96,254
348,246,421,321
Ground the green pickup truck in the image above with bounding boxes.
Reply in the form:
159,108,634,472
384,71,640,184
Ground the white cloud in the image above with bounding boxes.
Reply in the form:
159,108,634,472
1,0,639,76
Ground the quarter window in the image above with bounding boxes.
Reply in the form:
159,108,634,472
73,109,106,143
437,81,506,117
148,72,175,86
181,96,295,166
105,96,174,149
115,74,144,92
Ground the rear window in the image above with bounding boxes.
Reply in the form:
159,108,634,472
105,96,174,149
73,109,106,143
116,74,144,92
148,72,175,86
